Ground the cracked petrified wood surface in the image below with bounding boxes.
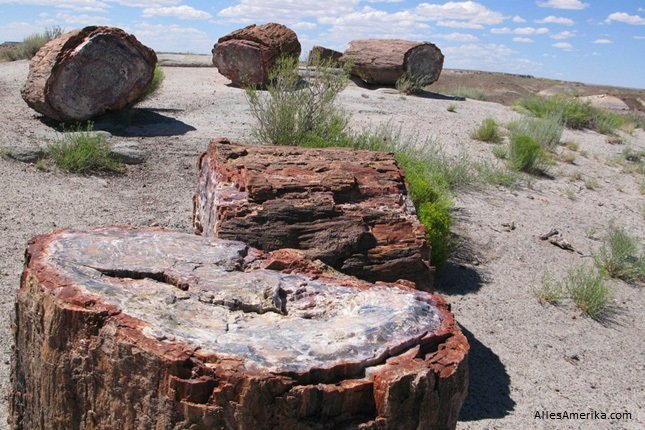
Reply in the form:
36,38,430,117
11,227,468,430
21,26,156,122
193,138,434,290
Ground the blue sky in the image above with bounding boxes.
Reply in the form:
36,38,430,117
1,1,644,88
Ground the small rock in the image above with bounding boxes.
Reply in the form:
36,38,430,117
110,143,147,165
164,295,177,305
6,147,44,163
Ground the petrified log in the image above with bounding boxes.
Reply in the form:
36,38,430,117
11,227,469,430
308,45,343,66
342,39,444,86
21,26,157,122
212,23,301,86
193,138,434,289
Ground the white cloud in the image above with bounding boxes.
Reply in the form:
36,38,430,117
435,32,478,42
591,51,600,56
513,37,533,43
364,0,403,3
491,26,549,35
593,39,612,44
512,16,526,23
537,0,587,10
436,20,483,29
0,21,47,42
55,12,111,25
606,12,645,26
292,21,317,30
127,22,212,53
143,5,212,20
443,42,540,72
414,1,504,25
0,0,109,12
550,30,576,39
536,16,574,25
634,35,645,40
218,0,360,24
552,42,573,50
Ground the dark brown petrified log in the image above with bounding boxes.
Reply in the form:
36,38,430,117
21,26,157,122
193,138,434,289
212,23,301,86
341,39,444,86
307,45,343,66
11,227,468,430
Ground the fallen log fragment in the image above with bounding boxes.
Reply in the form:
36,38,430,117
193,138,434,289
212,23,301,86
21,26,157,122
342,39,444,85
11,227,469,430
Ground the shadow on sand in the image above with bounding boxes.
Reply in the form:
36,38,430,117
39,108,196,138
459,325,516,421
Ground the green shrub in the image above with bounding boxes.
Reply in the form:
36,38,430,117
0,26,63,62
395,73,426,95
596,225,644,284
449,87,487,101
471,118,501,143
246,55,350,145
46,122,123,174
507,114,563,150
563,265,613,320
535,272,563,305
447,104,457,113
136,65,165,103
509,135,549,174
515,95,624,135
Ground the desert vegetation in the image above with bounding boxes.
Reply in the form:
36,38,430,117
471,118,501,143
0,26,63,62
43,123,123,174
596,224,644,284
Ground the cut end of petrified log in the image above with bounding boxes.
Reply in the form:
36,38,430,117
193,138,435,289
11,227,468,429
21,26,157,122
212,22,301,86
342,39,444,86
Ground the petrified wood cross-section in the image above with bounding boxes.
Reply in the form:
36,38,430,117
11,227,468,430
193,138,434,289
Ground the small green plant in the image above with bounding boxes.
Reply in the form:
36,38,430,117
509,135,549,174
449,87,487,101
535,272,564,305
596,225,644,284
584,178,598,190
471,118,501,143
46,122,123,174
395,73,427,95
569,170,583,181
492,145,508,159
515,95,624,135
0,26,63,61
136,65,165,103
447,104,457,113
560,152,576,164
564,141,579,152
563,265,613,320
507,114,563,151
246,55,350,145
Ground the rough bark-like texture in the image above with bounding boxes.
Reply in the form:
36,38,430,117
307,46,343,66
193,138,434,289
212,23,301,86
21,26,157,122
341,39,444,86
11,227,469,430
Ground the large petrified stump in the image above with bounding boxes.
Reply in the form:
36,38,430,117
193,139,434,289
212,23,301,86
11,227,469,430
21,26,157,122
342,39,444,86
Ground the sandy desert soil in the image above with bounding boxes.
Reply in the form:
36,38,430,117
0,57,643,429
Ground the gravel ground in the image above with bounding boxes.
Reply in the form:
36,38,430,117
0,57,643,429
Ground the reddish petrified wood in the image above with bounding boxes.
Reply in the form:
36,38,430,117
341,39,444,86
193,138,434,289
212,23,301,86
308,45,343,65
21,26,157,122
10,227,468,430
